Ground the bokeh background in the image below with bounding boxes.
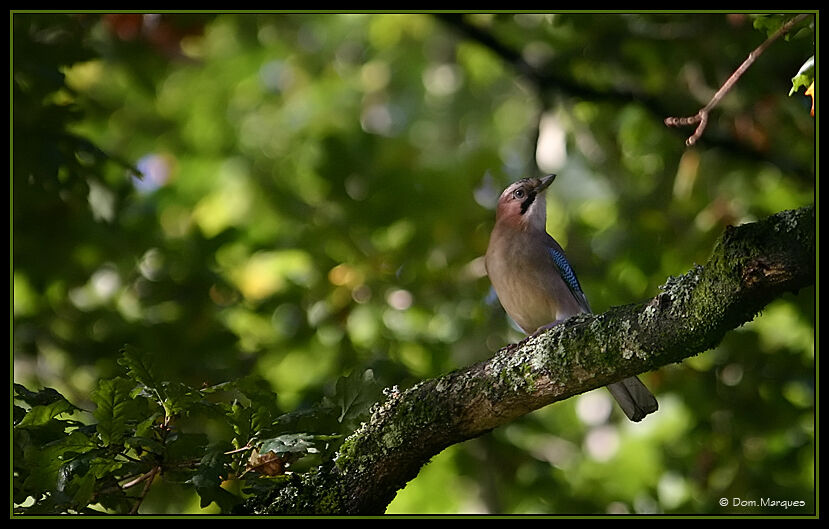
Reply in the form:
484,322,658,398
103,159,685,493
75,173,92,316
12,13,815,514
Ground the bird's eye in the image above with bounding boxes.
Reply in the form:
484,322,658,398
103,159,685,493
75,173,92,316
513,188,525,199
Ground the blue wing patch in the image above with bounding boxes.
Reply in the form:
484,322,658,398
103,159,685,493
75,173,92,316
548,247,591,312
548,247,581,294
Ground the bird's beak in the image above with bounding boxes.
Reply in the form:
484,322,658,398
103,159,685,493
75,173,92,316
537,174,556,191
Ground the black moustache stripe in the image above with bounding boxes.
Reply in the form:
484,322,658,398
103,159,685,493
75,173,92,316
520,191,537,215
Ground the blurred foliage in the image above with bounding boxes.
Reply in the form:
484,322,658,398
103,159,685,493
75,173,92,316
12,12,814,515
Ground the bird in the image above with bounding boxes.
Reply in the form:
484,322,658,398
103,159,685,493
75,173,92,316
484,174,658,422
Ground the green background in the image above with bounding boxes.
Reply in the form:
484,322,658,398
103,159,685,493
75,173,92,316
12,12,815,514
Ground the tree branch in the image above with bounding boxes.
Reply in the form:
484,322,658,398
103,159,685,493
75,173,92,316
664,14,811,146
434,13,815,183
239,205,814,515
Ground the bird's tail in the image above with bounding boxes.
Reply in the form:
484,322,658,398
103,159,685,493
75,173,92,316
606,376,658,422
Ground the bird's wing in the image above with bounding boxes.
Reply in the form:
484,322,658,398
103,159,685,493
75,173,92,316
546,237,592,314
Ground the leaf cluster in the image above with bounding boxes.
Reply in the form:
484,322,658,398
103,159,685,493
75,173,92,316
13,346,381,515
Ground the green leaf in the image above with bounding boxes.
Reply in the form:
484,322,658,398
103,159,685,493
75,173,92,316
165,431,210,467
92,376,138,446
329,368,381,427
259,433,327,456
69,472,97,507
14,383,69,407
270,405,339,437
158,381,200,416
187,442,240,512
13,384,79,431
134,412,163,438
13,404,27,425
235,375,279,407
58,429,98,457
16,398,77,427
249,405,276,440
752,13,811,41
19,435,70,494
118,345,160,390
57,449,95,492
56,447,124,511
228,400,254,442
119,347,217,420
93,485,133,514
88,454,126,480
789,56,814,95
125,435,166,455
752,14,788,37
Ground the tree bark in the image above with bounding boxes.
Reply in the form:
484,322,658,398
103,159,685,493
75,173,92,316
239,205,815,515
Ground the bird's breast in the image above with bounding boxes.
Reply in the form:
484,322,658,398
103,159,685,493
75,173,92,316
485,229,579,334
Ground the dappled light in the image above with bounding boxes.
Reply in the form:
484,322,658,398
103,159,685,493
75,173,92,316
13,13,814,515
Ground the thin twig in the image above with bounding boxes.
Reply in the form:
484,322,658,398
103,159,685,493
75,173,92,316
121,466,159,490
436,14,813,182
665,14,810,146
127,465,160,515
224,444,253,455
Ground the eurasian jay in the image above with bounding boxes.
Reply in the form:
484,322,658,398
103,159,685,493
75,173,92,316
485,174,658,422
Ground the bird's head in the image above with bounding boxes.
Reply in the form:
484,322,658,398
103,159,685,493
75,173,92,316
494,174,556,230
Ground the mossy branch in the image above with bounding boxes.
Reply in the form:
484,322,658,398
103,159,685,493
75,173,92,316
240,205,815,515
